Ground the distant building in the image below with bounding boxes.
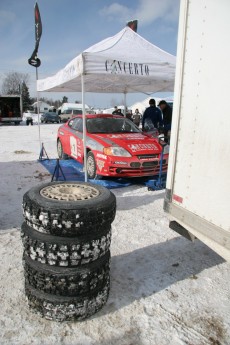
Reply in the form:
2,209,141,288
31,101,51,113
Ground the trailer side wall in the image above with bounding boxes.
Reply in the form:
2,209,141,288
164,0,230,260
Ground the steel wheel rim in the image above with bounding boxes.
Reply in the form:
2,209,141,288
40,183,100,201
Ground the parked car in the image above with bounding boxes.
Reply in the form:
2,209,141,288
57,114,168,179
41,112,60,124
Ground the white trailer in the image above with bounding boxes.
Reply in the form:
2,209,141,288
164,0,230,261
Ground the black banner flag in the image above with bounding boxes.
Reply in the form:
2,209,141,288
28,2,42,67
126,20,138,32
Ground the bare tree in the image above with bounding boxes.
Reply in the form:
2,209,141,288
1,72,30,95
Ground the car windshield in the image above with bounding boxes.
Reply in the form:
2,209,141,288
86,117,141,134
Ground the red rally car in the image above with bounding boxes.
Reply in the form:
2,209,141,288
57,114,169,179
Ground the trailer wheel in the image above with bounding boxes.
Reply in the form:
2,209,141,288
21,222,111,267
22,182,116,236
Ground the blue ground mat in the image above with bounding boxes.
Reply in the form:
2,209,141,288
40,158,166,189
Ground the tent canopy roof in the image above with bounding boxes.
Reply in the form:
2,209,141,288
37,27,176,94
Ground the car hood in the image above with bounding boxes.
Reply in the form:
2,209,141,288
92,133,161,154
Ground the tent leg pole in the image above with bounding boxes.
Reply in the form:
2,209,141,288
36,67,42,151
81,74,87,182
124,92,127,117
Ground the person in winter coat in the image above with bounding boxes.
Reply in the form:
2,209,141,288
132,108,142,127
126,109,133,121
158,100,172,131
158,100,173,144
142,99,163,131
112,106,121,115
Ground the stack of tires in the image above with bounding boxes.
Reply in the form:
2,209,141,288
21,181,116,321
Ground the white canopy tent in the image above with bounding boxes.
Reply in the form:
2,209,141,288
37,27,175,94
37,27,176,180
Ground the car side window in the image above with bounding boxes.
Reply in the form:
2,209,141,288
73,109,82,115
68,119,74,127
71,118,83,132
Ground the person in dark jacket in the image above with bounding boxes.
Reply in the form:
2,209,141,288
112,106,121,115
142,99,163,131
158,100,173,144
158,100,172,131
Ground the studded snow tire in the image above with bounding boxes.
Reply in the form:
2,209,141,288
25,277,110,322
21,222,111,267
22,181,116,237
23,251,110,297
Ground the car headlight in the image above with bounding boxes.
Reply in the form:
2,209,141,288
103,146,131,157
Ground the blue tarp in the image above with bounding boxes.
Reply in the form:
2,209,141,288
40,158,166,189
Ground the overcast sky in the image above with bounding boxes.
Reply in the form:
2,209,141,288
0,0,180,108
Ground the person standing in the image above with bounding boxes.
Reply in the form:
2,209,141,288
158,100,173,143
112,106,121,115
126,109,133,121
158,100,172,132
142,99,163,131
132,108,142,127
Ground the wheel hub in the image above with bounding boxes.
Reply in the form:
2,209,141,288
40,183,100,201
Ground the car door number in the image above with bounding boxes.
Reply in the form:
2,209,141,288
70,136,78,158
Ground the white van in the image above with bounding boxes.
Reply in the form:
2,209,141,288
59,103,95,122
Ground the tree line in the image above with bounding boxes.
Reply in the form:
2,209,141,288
0,72,80,111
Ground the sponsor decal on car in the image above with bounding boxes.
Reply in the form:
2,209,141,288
123,134,145,140
113,161,128,165
127,143,158,152
70,136,82,158
70,136,78,158
96,153,107,160
97,160,105,171
108,134,145,140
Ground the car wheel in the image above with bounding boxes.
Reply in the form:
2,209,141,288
22,181,116,236
57,139,68,160
87,152,97,179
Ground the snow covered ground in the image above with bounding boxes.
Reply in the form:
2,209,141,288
0,123,229,345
